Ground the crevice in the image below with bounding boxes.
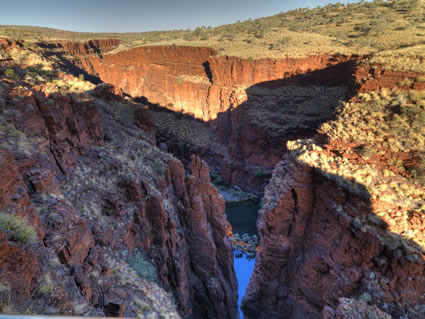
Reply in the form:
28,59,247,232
202,61,213,84
50,147,66,175
33,92,68,176
291,188,298,207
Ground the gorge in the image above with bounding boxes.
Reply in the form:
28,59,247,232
0,18,425,319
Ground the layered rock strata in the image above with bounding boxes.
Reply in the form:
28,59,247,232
41,41,357,191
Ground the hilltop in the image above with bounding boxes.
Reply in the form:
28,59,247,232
0,0,424,61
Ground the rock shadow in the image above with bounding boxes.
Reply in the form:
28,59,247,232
131,60,358,192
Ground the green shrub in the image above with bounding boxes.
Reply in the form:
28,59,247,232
182,32,196,41
210,168,224,185
176,75,183,86
128,252,157,283
38,284,53,294
3,69,18,80
25,64,50,78
0,213,37,243
409,152,425,185
269,36,291,50
254,168,264,177
398,77,414,87
26,66,38,77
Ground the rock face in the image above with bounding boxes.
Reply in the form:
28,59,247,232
322,298,392,319
39,39,121,56
354,65,425,92
76,47,355,122
169,155,238,318
241,155,425,319
0,79,105,314
44,42,357,191
0,51,237,317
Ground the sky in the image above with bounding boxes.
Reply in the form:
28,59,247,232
1,0,366,33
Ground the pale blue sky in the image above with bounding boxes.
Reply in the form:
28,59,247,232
1,0,367,33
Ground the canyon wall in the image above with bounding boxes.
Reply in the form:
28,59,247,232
0,56,237,318
241,154,425,319
56,43,355,121
45,42,357,191
24,39,425,319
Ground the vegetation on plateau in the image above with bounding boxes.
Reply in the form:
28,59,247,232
288,88,425,252
0,0,424,60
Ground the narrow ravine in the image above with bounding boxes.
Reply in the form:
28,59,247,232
225,202,259,318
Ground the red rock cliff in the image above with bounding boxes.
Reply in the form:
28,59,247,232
241,155,425,319
35,41,425,193
0,60,237,317
169,155,238,318
70,45,354,122
46,42,357,190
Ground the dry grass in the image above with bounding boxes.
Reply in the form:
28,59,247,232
7,48,52,68
119,28,360,59
366,44,425,73
0,213,37,243
0,122,35,156
321,89,425,154
1,1,425,60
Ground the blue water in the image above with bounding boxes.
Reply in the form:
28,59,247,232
234,255,256,318
225,202,259,318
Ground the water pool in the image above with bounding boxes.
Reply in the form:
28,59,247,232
225,202,259,318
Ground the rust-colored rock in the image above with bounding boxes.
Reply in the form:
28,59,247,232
323,298,392,319
169,155,238,319
43,43,359,190
4,37,424,318
0,149,21,209
39,39,121,56
242,155,425,319
354,65,425,92
0,231,38,298
58,45,356,122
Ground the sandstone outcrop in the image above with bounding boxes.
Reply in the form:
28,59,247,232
40,39,121,56
354,65,425,92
